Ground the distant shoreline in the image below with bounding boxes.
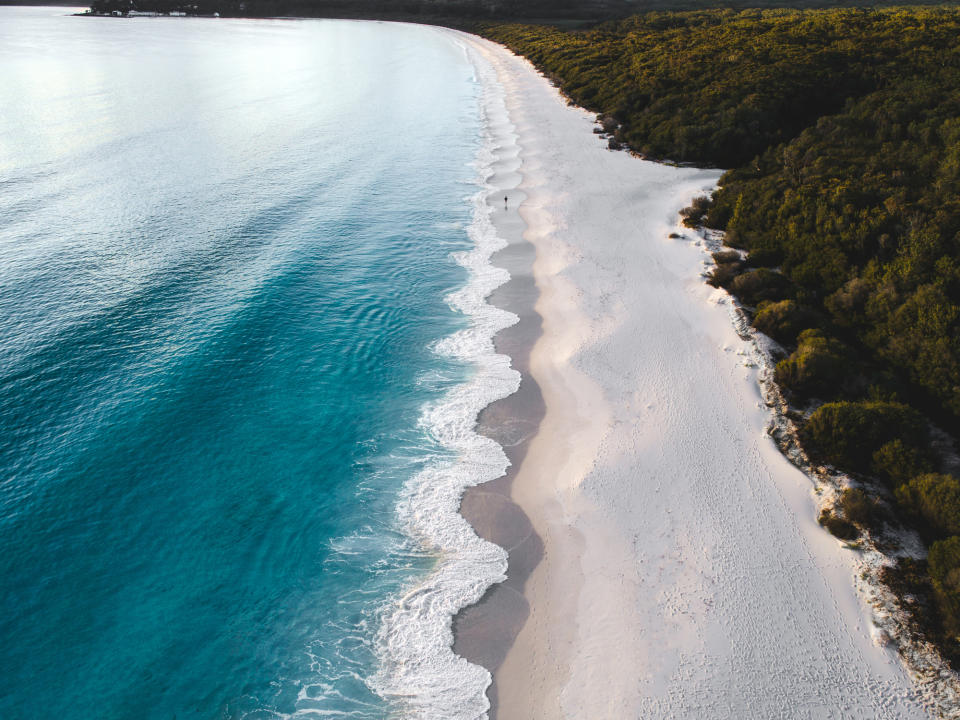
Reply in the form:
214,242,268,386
65,0,958,22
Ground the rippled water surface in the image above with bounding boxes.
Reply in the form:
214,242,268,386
0,8,489,718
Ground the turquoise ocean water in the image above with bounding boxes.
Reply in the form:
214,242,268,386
0,8,515,719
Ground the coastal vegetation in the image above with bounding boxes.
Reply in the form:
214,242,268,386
81,0,955,20
83,0,631,21
480,7,960,658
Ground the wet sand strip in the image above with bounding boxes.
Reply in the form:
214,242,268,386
452,150,543,718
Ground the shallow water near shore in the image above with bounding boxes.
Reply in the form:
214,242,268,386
0,9,511,719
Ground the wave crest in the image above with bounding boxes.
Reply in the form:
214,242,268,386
369,44,520,720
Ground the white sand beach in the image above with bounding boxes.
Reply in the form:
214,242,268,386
453,31,932,719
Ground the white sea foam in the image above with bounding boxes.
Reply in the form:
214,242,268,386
369,45,520,720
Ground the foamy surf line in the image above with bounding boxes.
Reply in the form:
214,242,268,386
369,42,520,719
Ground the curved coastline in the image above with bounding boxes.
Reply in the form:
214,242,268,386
447,30,932,720
448,32,546,720
369,31,524,719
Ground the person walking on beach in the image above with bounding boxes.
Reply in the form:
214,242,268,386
504,195,508,209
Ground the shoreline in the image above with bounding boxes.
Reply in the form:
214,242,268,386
448,33,544,718
451,31,932,720
46,9,960,716
367,29,524,718
51,9,958,716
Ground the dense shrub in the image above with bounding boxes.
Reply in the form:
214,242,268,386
729,268,790,306
712,250,741,265
872,439,934,488
896,474,960,540
707,260,742,288
929,536,960,632
710,85,960,419
598,115,618,134
819,509,859,541
839,487,880,528
680,196,711,228
800,400,927,473
752,299,816,345
774,329,847,400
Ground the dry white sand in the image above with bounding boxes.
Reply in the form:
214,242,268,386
452,32,933,720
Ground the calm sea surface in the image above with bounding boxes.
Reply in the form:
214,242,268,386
0,8,506,718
